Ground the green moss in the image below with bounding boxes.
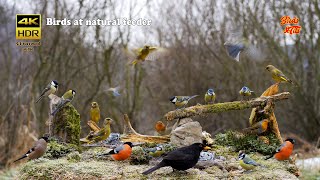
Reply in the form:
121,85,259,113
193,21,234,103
66,151,81,162
214,131,280,155
52,104,80,145
130,146,151,165
44,139,80,159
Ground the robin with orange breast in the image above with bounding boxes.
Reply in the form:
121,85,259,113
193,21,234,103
242,119,269,135
265,138,295,160
100,142,133,161
155,121,166,135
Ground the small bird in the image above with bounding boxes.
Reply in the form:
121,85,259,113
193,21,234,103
100,142,133,161
51,89,76,116
155,121,166,135
238,151,263,171
145,145,165,157
265,138,295,161
204,89,216,104
142,143,208,175
239,86,254,100
129,45,166,65
170,95,199,109
36,80,59,103
107,86,121,97
242,119,269,135
265,65,294,84
90,102,100,124
87,118,112,144
13,137,49,163
224,33,264,62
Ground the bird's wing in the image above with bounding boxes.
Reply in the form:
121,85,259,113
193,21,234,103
163,148,196,161
51,99,71,115
113,144,124,154
276,142,286,153
273,69,289,80
39,86,50,96
244,157,259,166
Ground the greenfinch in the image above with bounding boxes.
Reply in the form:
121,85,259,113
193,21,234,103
130,45,166,65
265,65,294,84
87,118,112,144
90,102,100,124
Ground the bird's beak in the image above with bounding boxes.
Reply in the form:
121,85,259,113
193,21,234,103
203,146,211,150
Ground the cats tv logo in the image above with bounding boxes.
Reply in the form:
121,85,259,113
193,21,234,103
16,14,41,40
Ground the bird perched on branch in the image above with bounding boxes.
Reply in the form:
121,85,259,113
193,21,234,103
239,86,254,100
51,89,76,116
100,142,133,161
204,89,216,104
265,138,295,161
238,151,264,171
84,118,112,144
90,102,100,124
36,80,59,103
142,143,210,175
265,65,294,85
145,145,165,158
170,95,199,109
128,45,167,65
107,86,121,97
13,137,49,163
242,119,269,135
155,121,166,135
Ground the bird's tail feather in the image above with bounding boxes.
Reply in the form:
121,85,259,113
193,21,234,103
13,155,27,163
142,162,165,175
131,59,138,65
265,154,273,160
35,96,43,103
189,95,199,100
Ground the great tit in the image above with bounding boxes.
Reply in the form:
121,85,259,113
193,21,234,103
170,95,199,108
36,80,59,103
51,89,76,116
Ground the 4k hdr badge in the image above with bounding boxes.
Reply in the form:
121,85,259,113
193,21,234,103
16,14,41,40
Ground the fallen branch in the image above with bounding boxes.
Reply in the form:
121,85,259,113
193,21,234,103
121,114,170,143
164,92,290,121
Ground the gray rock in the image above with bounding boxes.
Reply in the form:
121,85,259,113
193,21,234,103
170,118,203,147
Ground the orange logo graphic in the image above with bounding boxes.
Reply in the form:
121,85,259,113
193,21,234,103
280,16,301,34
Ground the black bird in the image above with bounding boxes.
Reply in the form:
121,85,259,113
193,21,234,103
142,143,207,175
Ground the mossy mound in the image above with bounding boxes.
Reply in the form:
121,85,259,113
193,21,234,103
44,139,80,159
52,103,81,145
214,130,280,155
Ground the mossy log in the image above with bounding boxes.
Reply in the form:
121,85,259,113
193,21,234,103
49,94,81,145
164,91,290,121
120,114,170,143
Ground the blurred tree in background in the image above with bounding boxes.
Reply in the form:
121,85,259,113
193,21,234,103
0,0,319,168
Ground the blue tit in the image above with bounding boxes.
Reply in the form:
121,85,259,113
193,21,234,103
204,88,216,104
239,86,254,97
51,89,76,116
238,151,262,171
36,80,59,103
107,86,121,97
145,145,165,157
169,95,199,108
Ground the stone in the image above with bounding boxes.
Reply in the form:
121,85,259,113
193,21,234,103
170,118,203,147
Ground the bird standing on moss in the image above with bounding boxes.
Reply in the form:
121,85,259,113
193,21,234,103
265,138,295,161
13,137,49,163
242,119,269,135
36,80,59,103
265,65,294,84
145,145,165,158
101,142,133,161
142,143,210,175
170,95,199,109
238,151,263,171
204,89,216,104
239,86,254,100
51,89,76,116
90,102,100,124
